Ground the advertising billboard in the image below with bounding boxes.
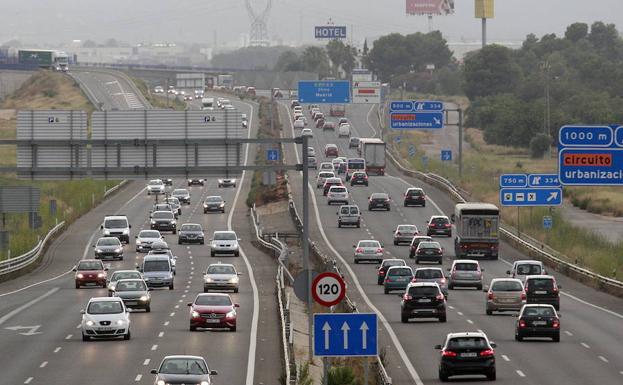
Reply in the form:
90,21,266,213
406,0,454,16
475,0,495,19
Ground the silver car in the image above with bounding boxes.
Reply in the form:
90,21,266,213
413,267,449,297
210,231,240,257
353,240,384,264
337,205,361,228
393,224,419,245
146,179,165,195
485,278,526,315
203,263,241,293
316,171,336,188
107,270,143,295
327,186,349,205
447,259,484,290
135,230,163,252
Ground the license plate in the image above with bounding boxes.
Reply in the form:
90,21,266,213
205,319,220,323
98,327,113,331
364,250,374,254
418,298,431,303
461,352,477,358
499,298,515,303
425,251,433,254
125,301,137,305
535,291,547,294
533,321,547,326
396,278,407,282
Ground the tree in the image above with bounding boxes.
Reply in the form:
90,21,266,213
362,39,369,56
326,40,346,77
530,134,551,158
463,44,522,99
274,51,302,72
301,46,330,78
82,40,97,48
565,23,588,42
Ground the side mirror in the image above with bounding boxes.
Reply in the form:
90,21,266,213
135,235,138,239
237,272,242,276
446,268,451,271
234,303,240,308
129,225,132,228
150,369,157,374
506,270,511,275
80,309,85,314
104,267,109,271
557,285,562,289
434,344,442,350
187,303,193,306
352,244,356,248
210,370,218,376
92,245,95,248
490,342,497,348
72,267,77,272
480,268,485,272
100,225,104,229
238,238,241,241
450,214,456,223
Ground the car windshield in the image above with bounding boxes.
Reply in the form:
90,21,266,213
104,219,127,228
116,280,147,291
455,263,478,271
77,261,102,270
407,189,423,196
415,269,444,279
143,260,169,272
195,295,232,306
153,212,174,219
97,238,120,246
491,280,523,291
111,271,141,281
517,264,542,275
87,301,123,314
388,268,412,276
412,237,432,245
139,231,160,239
173,189,188,195
159,358,208,375
419,242,440,249
408,286,439,296
359,241,379,248
207,265,236,274
447,337,487,349
398,225,417,232
206,197,222,203
523,307,555,317
371,194,388,200
181,224,202,231
148,181,161,185
214,232,236,240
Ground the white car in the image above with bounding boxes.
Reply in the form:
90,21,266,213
210,231,240,257
218,178,236,188
146,179,165,195
316,171,335,188
294,119,305,129
301,128,313,137
293,112,303,121
203,263,240,293
327,185,349,205
135,229,164,252
154,86,164,93
353,239,384,264
338,124,351,137
307,147,316,157
319,162,334,172
81,297,131,341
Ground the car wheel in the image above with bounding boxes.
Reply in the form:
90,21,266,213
204,210,207,214
211,252,215,257
169,284,174,290
384,287,389,294
172,229,177,234
75,282,80,289
415,259,420,264
553,333,560,342
439,369,449,382
393,240,398,245
486,368,496,381
422,203,426,207
221,209,225,213
438,260,443,265
477,284,483,291
338,223,342,228
234,288,239,293
235,251,240,257
147,192,151,195
439,315,447,323
82,333,90,341
387,207,391,211
356,222,360,228
486,309,493,316
230,325,237,332
200,241,204,245
516,334,523,342
448,283,454,290
190,325,197,331
146,306,151,313
401,314,409,323
178,239,182,245
135,248,140,252
124,330,131,340
354,259,359,264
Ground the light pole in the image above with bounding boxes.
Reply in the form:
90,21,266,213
542,60,551,157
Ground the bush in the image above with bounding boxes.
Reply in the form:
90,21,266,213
327,366,358,385
529,133,551,158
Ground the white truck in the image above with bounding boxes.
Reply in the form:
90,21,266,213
201,97,214,110
359,138,386,175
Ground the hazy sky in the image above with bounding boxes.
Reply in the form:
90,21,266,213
2,0,623,46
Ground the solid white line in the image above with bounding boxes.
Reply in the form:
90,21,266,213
53,347,61,353
151,344,158,351
516,370,526,377
0,287,59,325
134,374,142,381
599,356,609,363
502,355,510,362
158,331,164,337
24,377,33,384
581,342,590,349
39,361,48,368
143,359,150,366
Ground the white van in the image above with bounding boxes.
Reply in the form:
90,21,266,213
338,124,351,138
201,97,214,110
101,215,131,244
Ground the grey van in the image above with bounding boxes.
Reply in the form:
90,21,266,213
337,205,361,228
139,255,174,290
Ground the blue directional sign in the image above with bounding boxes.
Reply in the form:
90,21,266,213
499,174,528,188
390,101,413,111
390,100,444,130
413,101,444,111
394,136,401,143
408,145,416,157
267,149,280,161
528,174,560,187
543,216,553,229
441,149,452,161
314,313,377,357
298,81,350,104
315,26,347,39
500,188,563,207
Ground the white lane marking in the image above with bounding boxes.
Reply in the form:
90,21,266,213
178,299,183,303
284,102,425,385
564,330,573,336
174,305,179,309
365,104,379,137
181,294,186,298
0,186,147,297
134,374,142,382
501,355,510,362
65,334,72,340
456,311,463,316
448,305,455,310
76,324,81,329
24,378,33,384
516,370,526,377
151,344,158,351
53,347,61,353
158,331,164,337
39,361,48,368
581,342,590,349
599,356,609,363
466,319,474,324
163,321,169,326
143,359,150,366
619,371,623,376
0,287,59,325
169,312,175,317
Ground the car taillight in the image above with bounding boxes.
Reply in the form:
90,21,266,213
491,244,498,250
553,286,559,294
520,291,526,301
444,223,451,228
436,293,445,301
519,320,526,328
480,349,495,357
487,292,494,300
364,176,368,180
403,293,412,300
385,278,392,283
378,270,385,275
411,278,417,283
442,350,457,357
552,319,560,328
437,249,443,254
376,248,383,253
356,248,363,253
440,278,446,284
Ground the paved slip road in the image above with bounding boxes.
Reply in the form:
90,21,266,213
0,96,281,385
70,69,147,110
281,101,623,385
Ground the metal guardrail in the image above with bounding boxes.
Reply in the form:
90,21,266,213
0,221,65,276
103,180,128,198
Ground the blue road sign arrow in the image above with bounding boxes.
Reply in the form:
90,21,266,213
500,188,563,206
441,149,452,161
314,313,377,357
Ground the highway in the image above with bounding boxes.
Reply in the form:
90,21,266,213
281,101,623,384
71,68,148,110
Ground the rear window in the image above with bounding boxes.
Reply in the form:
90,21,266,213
398,225,417,232
447,337,487,349
407,189,423,196
415,269,443,279
516,264,542,275
418,242,440,249
388,268,412,276
454,263,478,271
382,260,405,268
408,286,439,296
491,280,523,291
371,193,388,199
359,241,380,248
331,187,346,193
523,307,555,317
431,217,449,225
526,278,554,290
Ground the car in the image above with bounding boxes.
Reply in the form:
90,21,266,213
147,179,165,195
299,116,308,126
294,119,305,129
426,215,452,237
293,112,303,121
154,86,164,93
435,332,496,381
338,117,348,125
160,178,173,186
307,146,316,157
101,215,131,243
393,224,419,245
218,178,236,188
139,254,174,290
315,118,326,128
204,195,226,213
338,123,351,137
337,204,361,228
353,239,384,264
307,156,318,169
81,297,131,341
188,178,205,186
74,259,108,288
383,266,414,294
507,260,546,283
150,210,177,233
178,223,205,244
152,203,176,218
203,263,241,293
135,230,163,252
368,193,391,211
323,177,343,196
377,259,407,285
484,278,526,315
401,282,446,323
106,270,143,295
210,230,240,257
184,94,193,101
415,241,444,265
524,275,560,310
188,293,239,331
349,137,360,148
246,86,257,96
93,237,124,260
448,259,484,290
409,235,433,258
332,158,346,174
324,144,339,157
318,162,335,172
327,185,349,205
151,355,218,384
273,89,283,98
316,171,335,188
515,304,560,342
171,188,191,204
291,100,300,108
404,187,426,207
111,278,151,312
301,128,313,137
322,121,336,131
350,171,368,186
413,267,448,297
164,196,182,216
147,241,177,275
313,111,324,121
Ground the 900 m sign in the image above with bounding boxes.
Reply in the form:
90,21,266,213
312,272,346,307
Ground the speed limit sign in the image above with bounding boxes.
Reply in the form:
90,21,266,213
312,272,346,307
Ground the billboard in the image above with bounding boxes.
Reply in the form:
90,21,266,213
406,0,454,16
475,0,494,19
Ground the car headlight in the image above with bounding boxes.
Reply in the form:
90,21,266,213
139,295,149,301
188,179,192,183
85,320,94,326
219,203,225,207
157,381,166,385
97,273,105,278
122,229,129,234
115,248,122,253
170,221,176,224
77,273,84,278
95,248,102,253
136,240,141,244
203,203,208,207
104,230,110,235
116,319,124,326
230,276,239,283
226,310,236,318
109,284,116,291
191,311,200,318
204,277,213,283
218,179,223,183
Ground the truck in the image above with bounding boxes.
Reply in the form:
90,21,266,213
18,49,69,71
329,104,345,117
359,138,386,175
451,203,500,259
217,74,233,89
201,97,215,110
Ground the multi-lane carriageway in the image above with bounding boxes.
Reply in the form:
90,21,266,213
281,101,623,384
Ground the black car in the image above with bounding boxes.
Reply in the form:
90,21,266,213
409,236,433,258
151,356,217,385
349,137,360,148
171,189,191,204
515,304,560,342
426,216,452,237
368,193,391,211
112,279,151,312
404,187,426,207
188,178,206,186
150,211,177,234
414,241,443,265
401,282,446,322
204,196,226,213
93,237,124,260
524,275,561,310
178,223,205,245
436,332,496,381
350,172,369,186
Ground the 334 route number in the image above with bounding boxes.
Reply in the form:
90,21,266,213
312,272,346,307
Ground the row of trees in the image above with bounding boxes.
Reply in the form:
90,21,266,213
274,40,358,79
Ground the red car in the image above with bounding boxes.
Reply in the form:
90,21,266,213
322,122,336,131
188,293,239,332
325,144,339,157
74,259,108,288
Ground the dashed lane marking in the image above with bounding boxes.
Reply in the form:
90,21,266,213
466,319,474,324
135,374,142,382
581,342,590,349
158,331,164,338
564,331,573,336
501,355,510,362
53,347,61,353
516,370,526,377
151,344,158,351
24,377,33,384
39,361,48,368
163,321,169,326
65,334,72,340
143,359,150,366
599,356,609,363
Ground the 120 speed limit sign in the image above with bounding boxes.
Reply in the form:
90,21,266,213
312,272,346,307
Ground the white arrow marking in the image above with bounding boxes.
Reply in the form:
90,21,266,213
341,322,350,350
5,325,42,336
322,322,331,350
360,322,369,350
547,191,559,202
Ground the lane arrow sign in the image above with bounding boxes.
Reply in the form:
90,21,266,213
5,325,42,336
360,321,369,349
547,191,559,202
341,322,350,350
322,322,331,350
